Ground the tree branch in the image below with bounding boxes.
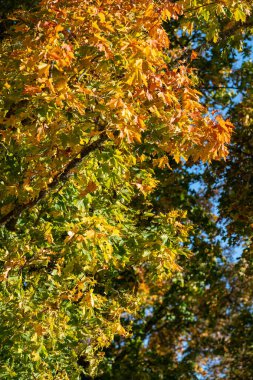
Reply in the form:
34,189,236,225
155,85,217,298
184,2,217,14
0,133,107,226
171,17,253,64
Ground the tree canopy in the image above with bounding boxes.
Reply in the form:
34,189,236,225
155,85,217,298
0,1,252,379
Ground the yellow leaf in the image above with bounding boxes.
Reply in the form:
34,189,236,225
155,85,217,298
173,151,181,164
234,8,246,22
38,62,50,76
23,184,33,192
32,351,40,362
84,291,95,308
92,21,101,31
145,3,154,18
98,12,105,23
4,82,11,90
161,9,171,21
153,156,171,169
213,33,219,43
55,24,64,33
184,22,194,35
115,323,126,336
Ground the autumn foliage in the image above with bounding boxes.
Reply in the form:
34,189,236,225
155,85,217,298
0,0,245,379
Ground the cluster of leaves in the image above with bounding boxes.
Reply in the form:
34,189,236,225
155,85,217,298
96,163,253,379
1,0,252,379
91,1,253,380
0,0,236,378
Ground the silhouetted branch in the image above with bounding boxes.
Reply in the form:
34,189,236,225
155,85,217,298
0,133,107,226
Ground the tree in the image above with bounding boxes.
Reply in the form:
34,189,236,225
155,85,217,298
0,1,246,379
90,2,253,379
